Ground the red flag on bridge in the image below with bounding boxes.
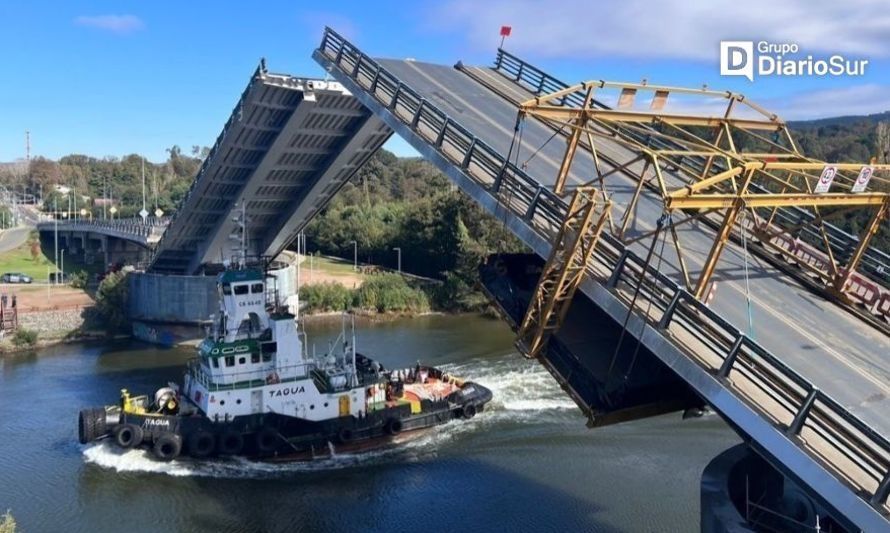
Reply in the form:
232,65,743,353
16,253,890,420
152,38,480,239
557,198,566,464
500,25,512,37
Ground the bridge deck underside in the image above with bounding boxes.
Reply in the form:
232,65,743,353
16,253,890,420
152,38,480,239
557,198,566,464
150,71,391,274
374,58,889,437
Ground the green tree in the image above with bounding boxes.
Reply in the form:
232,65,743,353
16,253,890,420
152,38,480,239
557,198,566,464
95,272,129,333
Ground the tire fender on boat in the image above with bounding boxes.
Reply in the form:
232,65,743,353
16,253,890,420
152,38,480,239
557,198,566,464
384,418,403,436
461,404,477,420
218,430,244,455
78,408,107,444
114,423,144,448
337,428,355,443
152,433,182,462
255,428,278,455
187,431,215,458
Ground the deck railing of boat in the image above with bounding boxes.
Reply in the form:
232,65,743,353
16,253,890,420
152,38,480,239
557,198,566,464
185,358,318,391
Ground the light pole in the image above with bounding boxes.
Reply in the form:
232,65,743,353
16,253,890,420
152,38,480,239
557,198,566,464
60,249,65,284
350,240,357,271
53,195,58,281
393,247,401,274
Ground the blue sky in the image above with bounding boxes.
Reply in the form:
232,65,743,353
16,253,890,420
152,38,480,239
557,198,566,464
1,0,888,163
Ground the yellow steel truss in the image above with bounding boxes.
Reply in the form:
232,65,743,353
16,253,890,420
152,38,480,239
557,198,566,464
516,187,611,359
518,80,889,303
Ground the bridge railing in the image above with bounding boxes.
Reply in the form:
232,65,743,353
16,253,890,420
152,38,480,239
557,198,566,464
318,26,890,515
492,48,890,289
36,217,168,239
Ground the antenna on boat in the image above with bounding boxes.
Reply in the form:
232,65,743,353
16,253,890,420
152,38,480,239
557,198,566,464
351,313,357,385
229,202,249,269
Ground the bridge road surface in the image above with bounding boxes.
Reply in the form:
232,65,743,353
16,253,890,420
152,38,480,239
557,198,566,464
374,58,890,435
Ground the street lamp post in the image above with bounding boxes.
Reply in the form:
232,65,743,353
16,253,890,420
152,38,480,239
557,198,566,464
393,247,401,274
350,240,357,271
60,249,65,285
53,195,58,281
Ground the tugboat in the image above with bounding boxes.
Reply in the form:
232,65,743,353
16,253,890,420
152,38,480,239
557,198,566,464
78,267,492,462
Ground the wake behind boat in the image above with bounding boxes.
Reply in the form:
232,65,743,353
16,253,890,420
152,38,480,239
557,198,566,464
79,267,492,462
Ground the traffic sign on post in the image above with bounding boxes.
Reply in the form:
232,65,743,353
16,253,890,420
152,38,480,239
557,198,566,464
852,166,874,193
814,165,837,193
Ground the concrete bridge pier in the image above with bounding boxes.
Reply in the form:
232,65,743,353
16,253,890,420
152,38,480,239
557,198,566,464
701,444,848,532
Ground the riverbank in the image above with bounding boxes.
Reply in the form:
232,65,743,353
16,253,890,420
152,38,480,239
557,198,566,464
0,304,116,355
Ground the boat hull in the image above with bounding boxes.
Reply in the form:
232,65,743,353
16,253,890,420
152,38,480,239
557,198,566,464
80,381,492,462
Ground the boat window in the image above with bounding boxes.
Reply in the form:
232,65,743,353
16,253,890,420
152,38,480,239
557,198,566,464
251,283,264,294
261,341,277,354
251,353,260,364
225,356,235,367
262,353,272,362
222,283,232,295
238,357,246,365
211,357,219,368
233,284,249,295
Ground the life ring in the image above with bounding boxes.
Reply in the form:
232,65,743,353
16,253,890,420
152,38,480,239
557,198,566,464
187,431,215,458
266,372,280,384
384,418,403,436
254,428,279,455
217,430,244,455
152,433,182,462
337,428,355,443
114,423,144,448
461,404,477,420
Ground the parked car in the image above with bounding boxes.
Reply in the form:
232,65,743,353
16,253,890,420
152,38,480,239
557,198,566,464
1,272,32,284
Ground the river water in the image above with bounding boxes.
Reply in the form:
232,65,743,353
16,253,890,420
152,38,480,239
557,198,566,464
0,314,738,532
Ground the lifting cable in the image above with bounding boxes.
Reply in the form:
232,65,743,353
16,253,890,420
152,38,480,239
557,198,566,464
739,209,756,339
605,213,667,383
495,115,525,255
520,119,571,170
622,214,671,381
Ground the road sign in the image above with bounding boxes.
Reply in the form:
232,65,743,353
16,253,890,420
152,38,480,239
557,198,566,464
852,166,874,193
109,206,117,214
814,165,837,193
139,208,149,220
155,208,164,217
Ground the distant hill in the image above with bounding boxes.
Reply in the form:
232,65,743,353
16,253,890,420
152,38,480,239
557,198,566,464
787,112,889,164
789,111,890,129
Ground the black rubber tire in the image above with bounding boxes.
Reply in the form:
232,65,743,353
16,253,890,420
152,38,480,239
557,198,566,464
337,428,354,444
461,404,477,420
114,423,144,449
78,408,106,444
152,433,182,462
384,418,403,436
187,431,215,458
217,431,244,455
254,428,278,455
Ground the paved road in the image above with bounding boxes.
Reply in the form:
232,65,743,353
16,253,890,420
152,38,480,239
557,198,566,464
375,58,890,435
0,226,31,254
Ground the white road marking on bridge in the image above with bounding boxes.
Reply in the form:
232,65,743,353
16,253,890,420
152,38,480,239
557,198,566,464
398,60,890,396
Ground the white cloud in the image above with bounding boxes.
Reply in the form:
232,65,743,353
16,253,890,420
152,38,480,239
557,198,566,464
429,0,890,60
766,84,890,120
74,15,144,35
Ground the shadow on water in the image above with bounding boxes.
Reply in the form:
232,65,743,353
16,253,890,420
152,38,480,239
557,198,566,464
75,455,617,533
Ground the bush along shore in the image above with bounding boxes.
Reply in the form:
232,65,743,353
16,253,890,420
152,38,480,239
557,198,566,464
298,272,497,318
299,273,430,315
